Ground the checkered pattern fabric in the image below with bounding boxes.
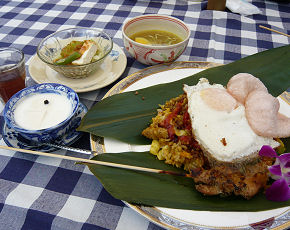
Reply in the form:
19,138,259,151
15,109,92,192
0,0,289,229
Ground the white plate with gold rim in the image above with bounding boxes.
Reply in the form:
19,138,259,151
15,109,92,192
90,62,290,230
28,42,127,93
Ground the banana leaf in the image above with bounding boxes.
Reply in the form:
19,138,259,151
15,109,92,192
79,45,290,211
78,45,290,145
85,151,290,211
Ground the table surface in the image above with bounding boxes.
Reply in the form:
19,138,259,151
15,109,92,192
0,0,289,230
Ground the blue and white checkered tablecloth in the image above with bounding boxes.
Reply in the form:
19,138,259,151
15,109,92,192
0,0,289,229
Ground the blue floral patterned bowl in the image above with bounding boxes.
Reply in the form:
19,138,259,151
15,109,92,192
3,83,79,143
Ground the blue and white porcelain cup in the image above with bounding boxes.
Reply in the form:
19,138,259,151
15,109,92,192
3,83,79,143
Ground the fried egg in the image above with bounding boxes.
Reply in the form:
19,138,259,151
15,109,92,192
183,78,279,162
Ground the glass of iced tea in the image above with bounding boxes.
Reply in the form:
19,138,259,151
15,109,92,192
0,48,26,103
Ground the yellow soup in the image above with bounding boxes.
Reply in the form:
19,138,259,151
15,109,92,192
130,30,183,46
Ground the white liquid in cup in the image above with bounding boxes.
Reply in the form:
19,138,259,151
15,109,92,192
14,93,73,130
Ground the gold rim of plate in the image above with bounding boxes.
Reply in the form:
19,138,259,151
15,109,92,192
89,61,290,230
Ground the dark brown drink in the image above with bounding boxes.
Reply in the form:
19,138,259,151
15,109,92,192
207,0,226,11
0,48,26,103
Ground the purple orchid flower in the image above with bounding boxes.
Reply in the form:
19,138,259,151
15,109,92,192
259,145,290,202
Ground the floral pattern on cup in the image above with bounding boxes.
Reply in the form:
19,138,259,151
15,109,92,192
125,40,187,65
122,14,190,65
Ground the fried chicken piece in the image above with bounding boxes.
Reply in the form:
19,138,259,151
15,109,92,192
190,160,270,199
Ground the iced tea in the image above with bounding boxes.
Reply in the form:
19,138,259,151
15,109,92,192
0,48,26,103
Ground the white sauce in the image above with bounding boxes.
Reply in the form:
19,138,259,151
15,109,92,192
14,93,72,130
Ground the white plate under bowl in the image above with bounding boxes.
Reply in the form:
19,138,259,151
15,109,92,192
90,62,290,230
28,42,127,93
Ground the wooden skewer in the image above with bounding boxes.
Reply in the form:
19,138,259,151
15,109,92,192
0,145,192,178
259,25,290,38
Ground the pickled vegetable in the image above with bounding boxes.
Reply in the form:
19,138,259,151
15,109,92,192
55,52,81,65
53,39,102,65
61,41,84,58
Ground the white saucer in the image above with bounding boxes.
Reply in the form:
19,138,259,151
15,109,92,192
28,43,127,93
2,102,88,152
